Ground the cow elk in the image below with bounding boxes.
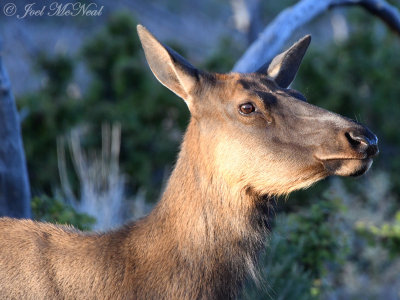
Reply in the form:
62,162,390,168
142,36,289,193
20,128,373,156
0,25,378,299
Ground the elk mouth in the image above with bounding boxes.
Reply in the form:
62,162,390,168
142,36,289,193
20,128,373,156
315,132,378,177
317,157,374,177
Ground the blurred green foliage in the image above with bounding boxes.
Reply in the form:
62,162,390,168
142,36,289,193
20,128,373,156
357,211,400,258
244,196,347,299
285,199,348,279
19,12,189,201
19,54,81,194
32,195,95,231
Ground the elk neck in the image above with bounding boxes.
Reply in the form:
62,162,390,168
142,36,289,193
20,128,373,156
125,119,271,297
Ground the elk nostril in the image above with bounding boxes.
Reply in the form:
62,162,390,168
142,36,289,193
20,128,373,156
345,130,379,157
345,132,367,148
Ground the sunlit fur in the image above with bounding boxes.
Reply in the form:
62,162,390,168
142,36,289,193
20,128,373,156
200,73,374,198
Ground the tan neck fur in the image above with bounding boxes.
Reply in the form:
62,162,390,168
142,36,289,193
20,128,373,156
125,120,269,299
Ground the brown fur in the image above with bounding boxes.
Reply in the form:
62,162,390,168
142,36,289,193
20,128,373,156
0,26,378,299
0,124,268,299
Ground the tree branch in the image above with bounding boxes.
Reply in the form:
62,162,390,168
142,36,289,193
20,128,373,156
332,0,400,34
233,0,400,73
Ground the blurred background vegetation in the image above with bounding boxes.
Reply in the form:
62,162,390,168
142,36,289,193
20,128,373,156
1,0,400,298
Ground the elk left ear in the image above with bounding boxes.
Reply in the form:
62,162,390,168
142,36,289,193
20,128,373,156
137,24,199,107
258,35,311,88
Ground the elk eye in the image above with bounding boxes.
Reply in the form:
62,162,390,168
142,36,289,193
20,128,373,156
239,103,255,115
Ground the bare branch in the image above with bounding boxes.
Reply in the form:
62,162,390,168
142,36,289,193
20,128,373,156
332,0,400,34
233,0,400,73
233,0,334,73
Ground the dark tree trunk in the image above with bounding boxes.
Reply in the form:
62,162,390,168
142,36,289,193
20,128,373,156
0,38,31,218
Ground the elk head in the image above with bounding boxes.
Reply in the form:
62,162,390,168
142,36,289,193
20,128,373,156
137,25,378,198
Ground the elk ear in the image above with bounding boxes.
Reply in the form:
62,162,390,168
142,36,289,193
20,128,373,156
137,25,198,105
258,35,311,88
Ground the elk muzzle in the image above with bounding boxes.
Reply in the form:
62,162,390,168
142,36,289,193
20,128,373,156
317,123,379,177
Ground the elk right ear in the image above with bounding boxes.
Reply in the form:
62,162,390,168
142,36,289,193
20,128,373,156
258,35,311,88
137,25,199,106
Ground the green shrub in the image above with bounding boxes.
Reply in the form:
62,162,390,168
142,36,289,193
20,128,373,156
19,54,81,195
243,196,348,299
31,195,95,231
357,211,400,258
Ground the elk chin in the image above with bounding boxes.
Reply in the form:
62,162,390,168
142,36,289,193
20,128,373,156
321,158,373,177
